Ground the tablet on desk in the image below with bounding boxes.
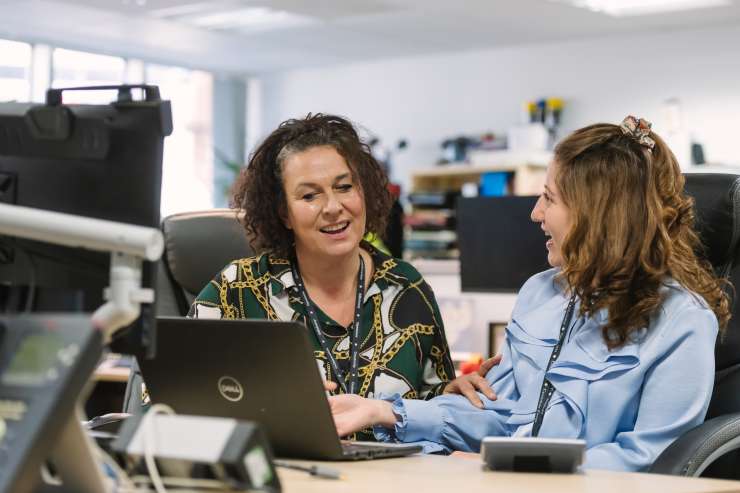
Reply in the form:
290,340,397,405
481,437,585,473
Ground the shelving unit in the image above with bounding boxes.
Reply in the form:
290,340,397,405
405,150,551,260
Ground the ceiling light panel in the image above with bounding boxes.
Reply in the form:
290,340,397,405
551,0,732,16
185,6,317,32
265,0,399,21
150,0,400,34
44,0,214,14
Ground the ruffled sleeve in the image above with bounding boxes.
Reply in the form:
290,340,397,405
505,281,640,439
372,337,520,453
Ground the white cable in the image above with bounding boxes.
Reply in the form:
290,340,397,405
93,444,136,491
143,403,176,493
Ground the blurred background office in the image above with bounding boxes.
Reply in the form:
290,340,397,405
2,0,740,360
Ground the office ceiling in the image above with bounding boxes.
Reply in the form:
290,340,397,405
0,0,739,74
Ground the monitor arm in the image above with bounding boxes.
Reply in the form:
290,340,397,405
0,202,164,341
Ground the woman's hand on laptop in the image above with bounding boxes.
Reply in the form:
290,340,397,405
443,354,502,408
328,395,397,436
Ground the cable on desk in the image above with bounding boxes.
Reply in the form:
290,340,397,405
143,403,176,493
273,460,341,479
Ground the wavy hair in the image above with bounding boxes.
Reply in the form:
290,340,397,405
554,123,730,349
231,113,392,257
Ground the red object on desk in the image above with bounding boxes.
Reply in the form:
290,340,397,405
459,354,483,375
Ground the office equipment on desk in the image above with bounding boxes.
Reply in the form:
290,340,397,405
112,412,281,492
0,204,164,493
0,314,105,493
0,85,172,359
0,85,172,492
140,318,423,461
481,437,585,473
457,195,549,292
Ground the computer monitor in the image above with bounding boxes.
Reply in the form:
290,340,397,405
457,196,550,293
0,85,172,358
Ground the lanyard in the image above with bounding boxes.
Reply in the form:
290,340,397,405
531,294,577,437
291,255,365,395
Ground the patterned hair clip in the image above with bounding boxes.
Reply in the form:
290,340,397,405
619,115,655,152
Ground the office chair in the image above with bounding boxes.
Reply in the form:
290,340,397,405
155,209,254,317
650,173,740,478
122,209,253,414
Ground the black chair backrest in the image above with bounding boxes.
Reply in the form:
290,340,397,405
683,173,740,418
156,209,254,316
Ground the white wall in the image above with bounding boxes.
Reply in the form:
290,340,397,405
257,24,740,194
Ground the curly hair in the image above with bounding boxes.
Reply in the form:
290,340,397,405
231,113,392,258
554,123,730,349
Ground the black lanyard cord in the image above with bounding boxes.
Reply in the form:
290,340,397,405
531,294,577,437
291,255,365,395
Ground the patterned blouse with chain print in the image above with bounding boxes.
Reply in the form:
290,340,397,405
188,242,456,440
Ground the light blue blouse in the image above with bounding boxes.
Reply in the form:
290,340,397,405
374,269,719,471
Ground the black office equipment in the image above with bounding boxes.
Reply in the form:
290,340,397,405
0,314,104,493
141,318,422,461
457,196,549,292
0,85,171,359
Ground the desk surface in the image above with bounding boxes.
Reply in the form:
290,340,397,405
92,366,130,383
93,354,132,383
277,454,740,493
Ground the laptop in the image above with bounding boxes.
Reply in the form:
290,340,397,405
139,317,423,460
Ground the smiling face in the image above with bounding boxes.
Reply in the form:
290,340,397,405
530,161,572,267
281,145,367,261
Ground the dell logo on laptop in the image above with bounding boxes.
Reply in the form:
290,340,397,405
217,376,244,402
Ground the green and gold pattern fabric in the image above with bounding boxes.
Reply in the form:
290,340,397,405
188,243,455,439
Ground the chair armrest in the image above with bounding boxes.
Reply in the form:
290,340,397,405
650,412,740,476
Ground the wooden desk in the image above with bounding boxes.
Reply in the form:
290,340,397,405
93,354,133,383
276,455,740,493
92,366,131,383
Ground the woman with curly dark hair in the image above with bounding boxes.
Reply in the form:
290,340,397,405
189,113,488,439
327,116,730,470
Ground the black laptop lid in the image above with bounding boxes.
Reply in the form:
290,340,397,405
139,318,344,459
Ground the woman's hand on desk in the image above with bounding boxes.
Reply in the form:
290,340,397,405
328,395,396,436
443,354,502,408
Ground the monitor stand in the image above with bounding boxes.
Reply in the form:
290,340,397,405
35,407,109,493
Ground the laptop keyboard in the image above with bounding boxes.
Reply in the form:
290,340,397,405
340,440,420,459
342,442,389,454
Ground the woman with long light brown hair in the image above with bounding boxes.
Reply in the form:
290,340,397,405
326,116,730,471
